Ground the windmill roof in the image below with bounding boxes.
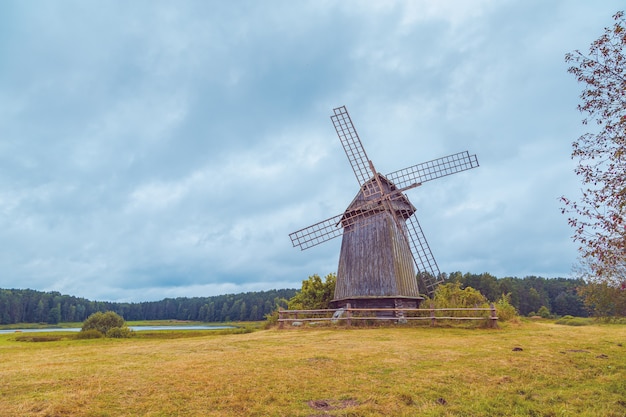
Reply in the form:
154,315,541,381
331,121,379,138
340,174,415,225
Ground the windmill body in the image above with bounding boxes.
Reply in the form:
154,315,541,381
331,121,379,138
289,106,479,310
334,175,422,310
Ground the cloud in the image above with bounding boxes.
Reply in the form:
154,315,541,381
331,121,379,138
0,0,622,301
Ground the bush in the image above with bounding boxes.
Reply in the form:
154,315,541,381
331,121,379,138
555,316,590,326
81,311,131,338
75,329,104,339
495,293,518,322
537,306,551,319
106,326,134,338
421,283,494,326
287,273,336,310
264,310,279,328
429,283,490,320
432,282,489,309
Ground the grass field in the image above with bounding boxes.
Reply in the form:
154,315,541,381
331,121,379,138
1,320,625,416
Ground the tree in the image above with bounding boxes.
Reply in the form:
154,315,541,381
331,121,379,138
287,273,336,310
578,280,626,317
34,299,45,323
552,290,586,317
561,11,626,314
47,305,61,324
81,311,129,337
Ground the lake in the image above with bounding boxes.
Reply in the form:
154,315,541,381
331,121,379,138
0,325,233,334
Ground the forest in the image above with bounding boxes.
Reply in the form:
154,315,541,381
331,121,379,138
441,272,586,317
0,288,297,325
0,273,586,325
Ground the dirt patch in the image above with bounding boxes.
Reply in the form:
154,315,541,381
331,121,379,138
307,398,359,411
306,356,334,364
497,375,513,384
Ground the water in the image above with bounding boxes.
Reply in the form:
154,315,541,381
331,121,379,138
0,325,233,334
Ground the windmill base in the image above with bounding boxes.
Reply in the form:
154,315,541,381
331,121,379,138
330,296,424,318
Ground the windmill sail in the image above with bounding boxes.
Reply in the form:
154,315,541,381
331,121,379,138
404,215,442,297
331,106,380,197
385,151,479,190
289,213,345,250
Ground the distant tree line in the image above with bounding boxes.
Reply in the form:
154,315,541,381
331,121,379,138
283,272,588,318
443,272,587,317
0,273,589,325
0,288,297,325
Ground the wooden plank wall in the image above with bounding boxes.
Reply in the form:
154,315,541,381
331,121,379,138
335,210,419,300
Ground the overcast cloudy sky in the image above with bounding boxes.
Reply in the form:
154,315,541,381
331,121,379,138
1,1,622,302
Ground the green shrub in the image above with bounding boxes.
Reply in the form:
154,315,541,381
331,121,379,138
264,310,279,328
555,316,590,326
429,282,490,321
494,293,518,321
75,329,104,339
81,311,128,338
287,273,336,310
537,306,551,318
432,282,488,309
82,311,125,334
106,326,134,338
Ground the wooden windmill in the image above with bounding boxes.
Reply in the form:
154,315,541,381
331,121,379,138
289,106,478,310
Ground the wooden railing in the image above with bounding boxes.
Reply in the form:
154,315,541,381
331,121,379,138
278,303,498,329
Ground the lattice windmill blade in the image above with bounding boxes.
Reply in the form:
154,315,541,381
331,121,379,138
404,214,443,297
331,106,380,197
289,205,383,251
385,151,479,190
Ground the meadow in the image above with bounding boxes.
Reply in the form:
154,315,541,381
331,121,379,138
0,320,624,416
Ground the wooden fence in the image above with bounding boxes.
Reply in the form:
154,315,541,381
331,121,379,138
278,303,498,329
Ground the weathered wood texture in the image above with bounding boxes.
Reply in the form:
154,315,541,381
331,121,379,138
278,304,499,329
329,296,423,313
334,175,420,302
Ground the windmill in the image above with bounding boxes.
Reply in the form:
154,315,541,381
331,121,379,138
289,106,479,311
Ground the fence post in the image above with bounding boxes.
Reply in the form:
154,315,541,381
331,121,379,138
278,308,284,329
430,303,436,327
346,303,352,327
489,303,499,329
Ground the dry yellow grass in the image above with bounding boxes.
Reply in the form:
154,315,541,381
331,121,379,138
1,321,625,416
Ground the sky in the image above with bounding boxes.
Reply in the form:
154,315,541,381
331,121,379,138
0,1,623,302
